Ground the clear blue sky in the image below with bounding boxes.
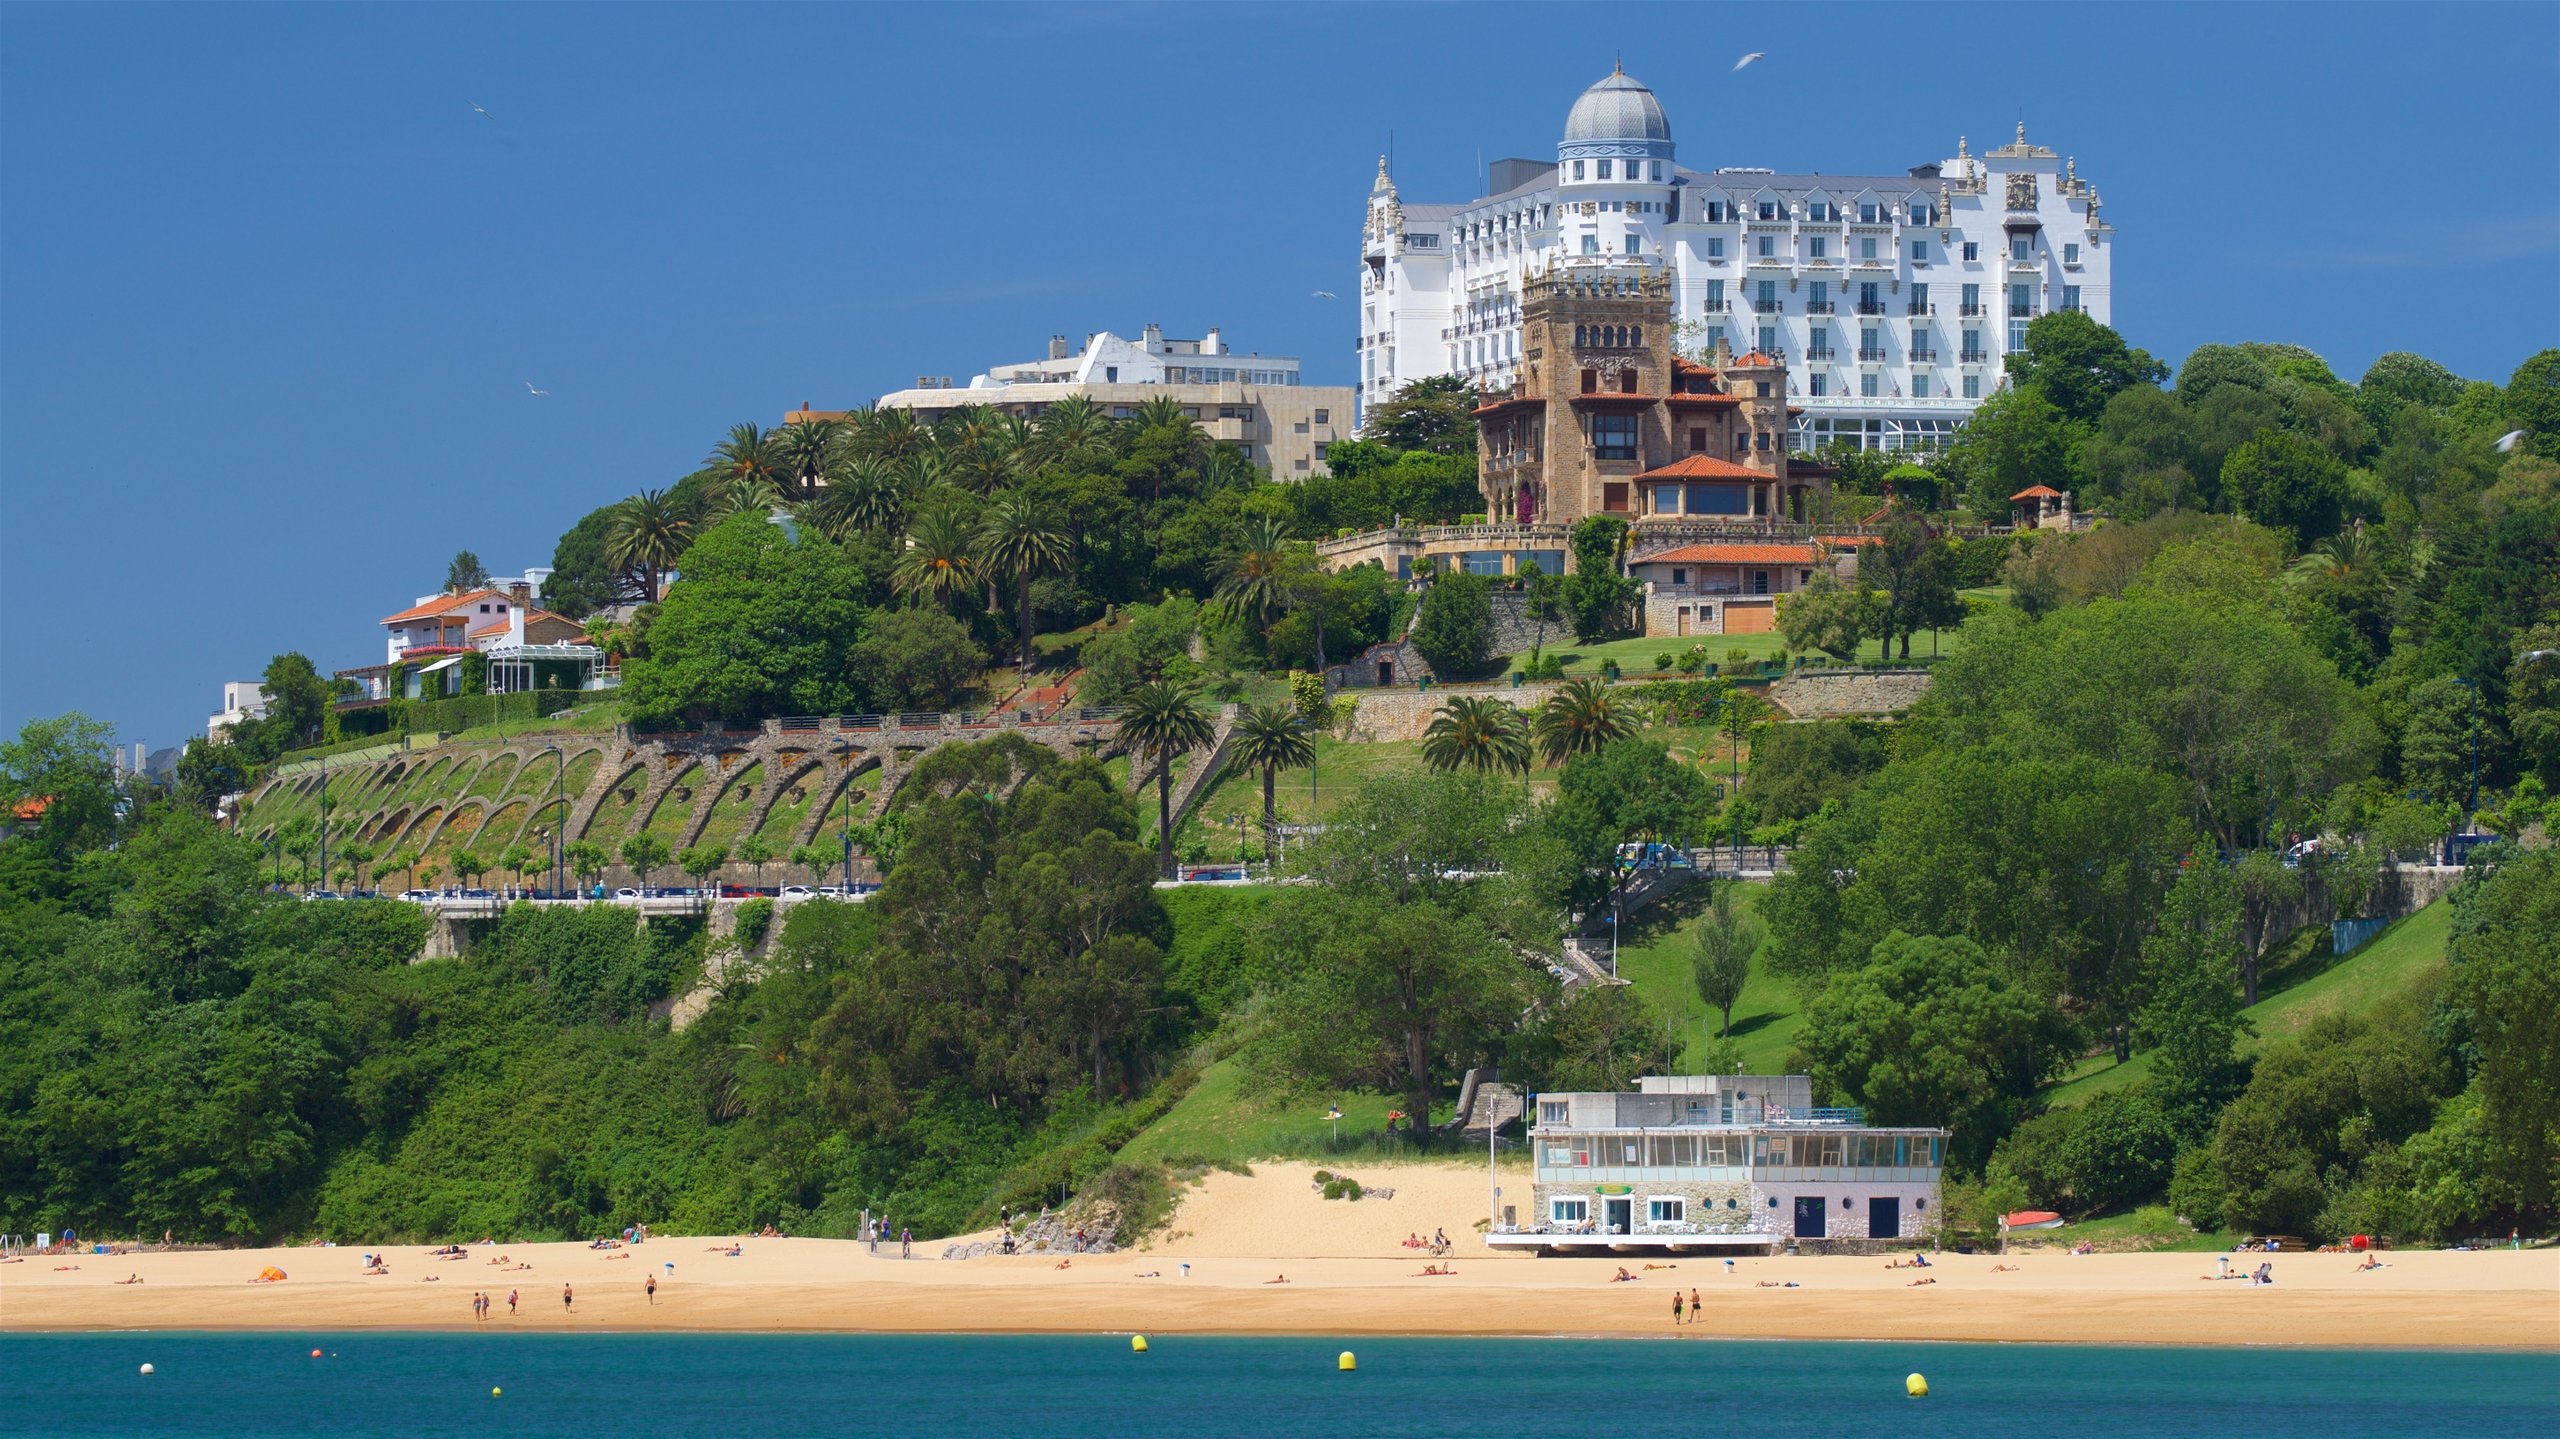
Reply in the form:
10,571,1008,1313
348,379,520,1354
5,2,2555,750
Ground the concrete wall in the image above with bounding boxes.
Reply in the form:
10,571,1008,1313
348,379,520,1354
1768,668,1934,718
1342,683,1561,743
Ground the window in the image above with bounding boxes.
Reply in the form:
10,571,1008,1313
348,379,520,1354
1618,369,1638,394
1707,199,1726,222
2062,284,2082,312
1670,565,1688,583
1756,430,1771,452
1961,282,1981,312
1757,234,1775,258
1689,483,1747,514
1705,279,1725,309
1808,236,1827,259
1964,373,1981,399
1688,427,1707,453
1314,442,1330,460
2010,320,2030,349
1861,237,1878,260
1592,413,1638,459
1626,233,1642,255
1757,325,1777,353
1912,282,1928,308
1809,325,1831,358
1313,408,1329,424
1862,372,1879,398
1756,279,1776,307
1910,325,1927,350
1705,324,1725,350
2011,235,2030,261
1756,380,1771,398
1646,1198,1687,1225
1757,200,1778,220
1538,1101,1568,1124
1910,239,1927,261
1706,236,1725,259
1862,201,1881,223
1962,329,1982,359
1962,241,1979,261
1808,372,1827,397
1910,201,1931,224
1650,161,1663,181
1572,160,1585,180
2064,241,2081,265
1912,372,1930,398
1581,368,1598,394
2011,281,2033,313
1105,365,1119,382
1733,430,1750,455
1582,234,1600,255
1550,1198,1589,1226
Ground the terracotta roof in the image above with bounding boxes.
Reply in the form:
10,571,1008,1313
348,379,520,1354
1472,395,1543,418
2010,485,2065,500
1639,543,1823,566
1729,350,1785,367
1633,454,1768,481
380,588,508,626
467,607,573,641
11,795,50,822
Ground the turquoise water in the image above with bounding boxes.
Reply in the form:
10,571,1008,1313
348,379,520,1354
2,1333,2552,1437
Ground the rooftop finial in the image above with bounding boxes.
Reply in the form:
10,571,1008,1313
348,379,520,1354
2015,120,2027,145
1373,153,1393,194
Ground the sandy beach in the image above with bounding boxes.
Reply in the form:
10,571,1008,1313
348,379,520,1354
7,1163,2554,1350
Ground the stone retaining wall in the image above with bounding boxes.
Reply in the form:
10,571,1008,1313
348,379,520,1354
1767,669,1934,718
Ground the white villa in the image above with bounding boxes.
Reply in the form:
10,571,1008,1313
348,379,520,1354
1489,1073,1949,1255
1358,67,2115,453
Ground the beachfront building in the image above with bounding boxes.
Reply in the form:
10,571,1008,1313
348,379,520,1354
856,325,1357,478
1358,67,2113,454
1488,1074,1949,1255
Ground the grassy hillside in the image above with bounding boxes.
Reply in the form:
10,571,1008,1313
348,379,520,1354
1610,880,1804,1074
2046,896,2455,1105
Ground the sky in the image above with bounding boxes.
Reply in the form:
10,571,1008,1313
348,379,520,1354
4,1,2556,751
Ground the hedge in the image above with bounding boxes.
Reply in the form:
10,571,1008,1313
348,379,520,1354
403,690,578,735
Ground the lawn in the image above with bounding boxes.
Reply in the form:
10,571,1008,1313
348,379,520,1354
2014,1205,2233,1254
1610,879,1805,1075
1513,621,1966,680
1115,1054,1464,1168
2045,897,2455,1106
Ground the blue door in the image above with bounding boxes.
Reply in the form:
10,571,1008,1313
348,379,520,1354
1869,1197,1900,1240
1793,1196,1826,1238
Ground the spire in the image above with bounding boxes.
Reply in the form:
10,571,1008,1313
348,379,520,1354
1372,154,1394,195
2015,120,2028,146
1614,53,1623,75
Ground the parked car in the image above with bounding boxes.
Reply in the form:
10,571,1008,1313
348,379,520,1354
398,889,436,903
613,887,642,901
777,885,815,899
301,890,343,902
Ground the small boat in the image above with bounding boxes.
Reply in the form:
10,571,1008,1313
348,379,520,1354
2001,1211,2065,1231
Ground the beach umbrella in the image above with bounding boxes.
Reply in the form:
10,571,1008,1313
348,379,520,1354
256,1266,287,1282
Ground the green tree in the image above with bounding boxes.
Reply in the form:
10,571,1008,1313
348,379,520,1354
1210,513,1295,636
1857,512,1962,661
1225,703,1314,848
620,833,670,893
2446,847,2560,1218
450,848,489,891
734,833,774,889
2135,859,2254,1124
678,842,730,902
2398,674,2482,807
1790,931,2074,1170
1410,570,1495,676
2507,348,2560,457
2220,429,2347,543
497,842,535,895
804,455,909,541
1689,882,1759,1039
1119,681,1215,878
1779,569,1870,662
563,839,609,891
546,502,645,619
1539,984,1677,1092
851,607,986,712
0,712,123,854
1532,678,1632,767
606,488,696,604
2006,310,2167,423
619,514,881,729
1360,374,1477,454
1549,737,1711,919
1562,516,1637,642
705,421,787,497
1421,696,1532,776
2355,352,2464,435
975,489,1070,670
891,494,979,613
445,550,490,593
1747,718,1886,824
1949,384,2075,523
259,652,332,752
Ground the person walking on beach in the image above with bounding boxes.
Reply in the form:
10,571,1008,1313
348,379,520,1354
645,1274,657,1306
562,1283,574,1312
507,1288,518,1316
900,1228,911,1259
1689,1287,1701,1318
1672,1291,1684,1326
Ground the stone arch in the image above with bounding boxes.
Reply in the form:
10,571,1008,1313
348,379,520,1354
634,757,706,842
463,751,522,802
679,755,769,851
365,806,412,846
789,751,889,848
390,805,446,856
573,761,651,841
477,799,531,856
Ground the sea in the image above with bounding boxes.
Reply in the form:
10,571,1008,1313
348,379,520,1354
1,1333,2553,1438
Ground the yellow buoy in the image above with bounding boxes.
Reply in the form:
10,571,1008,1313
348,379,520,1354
1906,1373,1928,1398
492,1387,503,1398
1338,1351,1357,1372
1131,1335,1148,1353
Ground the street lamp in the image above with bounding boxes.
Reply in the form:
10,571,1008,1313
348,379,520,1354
540,744,564,899
830,737,856,893
315,754,328,896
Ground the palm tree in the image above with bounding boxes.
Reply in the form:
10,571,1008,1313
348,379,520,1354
607,488,694,602
892,496,978,611
1532,677,1631,766
712,472,783,522
803,456,906,541
1422,696,1532,775
1128,396,1191,434
705,422,787,496
1032,394,1112,465
1226,703,1314,852
2317,526,2372,580
774,416,840,494
975,490,1070,670
948,435,1017,495
1201,444,1256,491
1212,514,1295,633
1120,681,1215,878
861,407,925,463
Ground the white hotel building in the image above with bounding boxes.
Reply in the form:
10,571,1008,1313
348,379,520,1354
1358,67,2114,453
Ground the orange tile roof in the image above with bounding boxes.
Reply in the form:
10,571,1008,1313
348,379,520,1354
1665,391,1740,406
2010,485,2065,500
1634,454,1768,481
1729,350,1784,367
12,795,50,822
1640,543,1823,566
380,588,508,626
468,607,574,641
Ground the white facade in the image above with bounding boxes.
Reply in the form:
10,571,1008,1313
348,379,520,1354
944,324,1308,391
207,681,268,741
1360,69,2116,452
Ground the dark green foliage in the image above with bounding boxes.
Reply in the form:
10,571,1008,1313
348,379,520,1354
2006,311,2167,423
1410,571,1495,676
620,515,883,728
2220,429,2347,543
1358,375,1478,455
852,607,987,711
1561,516,1637,642
2443,848,2560,1219
1994,1085,2181,1215
545,503,643,620
1747,719,1886,824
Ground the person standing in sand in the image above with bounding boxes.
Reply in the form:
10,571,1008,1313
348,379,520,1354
507,1288,518,1316
562,1283,574,1312
1672,1291,1684,1325
1689,1287,1702,1318
645,1274,657,1306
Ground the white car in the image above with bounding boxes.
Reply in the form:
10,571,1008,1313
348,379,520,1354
301,890,344,902
398,889,435,903
613,887,642,901
777,885,815,899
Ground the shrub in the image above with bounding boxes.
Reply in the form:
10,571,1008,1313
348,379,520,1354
1653,652,1676,671
733,897,775,950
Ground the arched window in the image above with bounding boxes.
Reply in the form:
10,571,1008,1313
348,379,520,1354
1574,324,1586,346
1632,326,1643,346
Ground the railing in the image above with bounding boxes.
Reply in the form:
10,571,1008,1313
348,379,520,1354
1804,300,1833,314
1909,347,1937,361
1857,348,1886,361
1959,350,1987,364
1805,348,1833,361
1906,302,1934,316
1750,299,1783,314
1854,301,1886,315
1958,303,1988,316
2010,304,2038,317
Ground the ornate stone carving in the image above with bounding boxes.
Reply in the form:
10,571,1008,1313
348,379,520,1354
2006,170,2038,212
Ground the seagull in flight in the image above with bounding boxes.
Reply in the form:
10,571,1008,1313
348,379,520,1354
2495,429,2527,453
525,382,549,397
1312,289,1337,300
1733,52,1766,72
472,103,492,117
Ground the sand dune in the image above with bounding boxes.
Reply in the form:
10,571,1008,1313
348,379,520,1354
8,1161,2554,1349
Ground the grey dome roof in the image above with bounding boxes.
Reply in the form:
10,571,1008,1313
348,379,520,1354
1563,69,1670,144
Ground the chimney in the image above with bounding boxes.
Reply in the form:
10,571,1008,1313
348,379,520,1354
1048,335,1069,360
1204,326,1224,356
507,601,527,648
1143,323,1163,351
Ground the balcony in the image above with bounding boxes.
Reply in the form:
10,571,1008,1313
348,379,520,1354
1805,300,1834,314
1909,347,1938,361
1906,302,1934,316
1959,303,1988,317
2010,304,2038,318
1959,350,1987,364
1806,347,1834,361
1857,348,1887,362
1751,299,1784,314
1854,301,1886,315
